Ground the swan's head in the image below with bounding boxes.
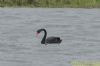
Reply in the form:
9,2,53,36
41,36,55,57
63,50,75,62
37,29,44,33
36,28,46,36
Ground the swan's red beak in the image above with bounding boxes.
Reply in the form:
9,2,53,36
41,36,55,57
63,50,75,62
36,32,39,37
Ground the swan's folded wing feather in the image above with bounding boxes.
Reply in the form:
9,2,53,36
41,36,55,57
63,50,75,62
46,37,60,43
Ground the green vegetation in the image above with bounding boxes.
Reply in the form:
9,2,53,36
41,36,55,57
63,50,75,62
0,0,100,8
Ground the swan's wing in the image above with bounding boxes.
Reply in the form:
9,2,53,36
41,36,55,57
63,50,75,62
46,37,61,43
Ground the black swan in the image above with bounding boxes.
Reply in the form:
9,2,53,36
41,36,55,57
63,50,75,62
36,28,62,44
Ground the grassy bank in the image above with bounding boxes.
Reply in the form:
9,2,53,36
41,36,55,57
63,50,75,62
0,0,100,8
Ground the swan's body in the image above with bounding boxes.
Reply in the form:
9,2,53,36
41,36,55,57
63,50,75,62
36,29,62,44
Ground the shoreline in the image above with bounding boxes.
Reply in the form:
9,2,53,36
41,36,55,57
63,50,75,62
0,0,100,8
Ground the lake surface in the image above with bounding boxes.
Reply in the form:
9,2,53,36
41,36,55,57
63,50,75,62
0,8,100,66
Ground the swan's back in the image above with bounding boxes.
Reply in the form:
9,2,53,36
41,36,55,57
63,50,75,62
46,36,62,44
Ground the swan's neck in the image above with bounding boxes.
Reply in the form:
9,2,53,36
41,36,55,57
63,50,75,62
41,29,47,44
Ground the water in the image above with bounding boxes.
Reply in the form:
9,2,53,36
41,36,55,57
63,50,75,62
0,8,100,66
